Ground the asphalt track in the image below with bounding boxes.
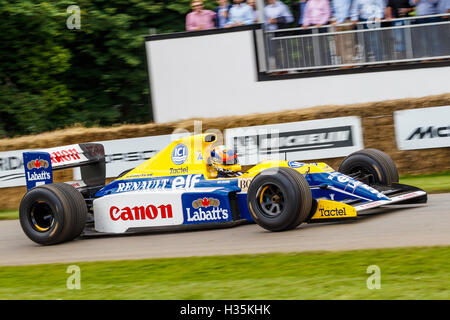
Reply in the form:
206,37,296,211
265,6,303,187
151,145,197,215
0,193,449,266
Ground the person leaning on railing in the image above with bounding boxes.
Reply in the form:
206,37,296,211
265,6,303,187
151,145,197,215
385,0,413,19
410,0,440,16
301,0,332,28
292,0,308,26
350,0,386,62
225,0,255,27
330,0,355,65
350,0,385,23
439,0,450,17
264,0,294,30
247,0,260,23
186,0,217,31
214,0,233,28
331,0,353,24
410,0,448,57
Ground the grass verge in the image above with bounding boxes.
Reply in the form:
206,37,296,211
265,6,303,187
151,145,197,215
0,246,449,300
399,171,450,193
0,210,19,220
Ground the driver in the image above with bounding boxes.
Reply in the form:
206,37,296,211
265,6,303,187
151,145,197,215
207,145,242,178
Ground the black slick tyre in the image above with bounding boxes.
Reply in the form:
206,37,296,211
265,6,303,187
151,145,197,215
338,149,399,186
247,167,312,232
19,183,88,245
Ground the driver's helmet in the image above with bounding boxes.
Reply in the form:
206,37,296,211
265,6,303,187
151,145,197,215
209,145,241,176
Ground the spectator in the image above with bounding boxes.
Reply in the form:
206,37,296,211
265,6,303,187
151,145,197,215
293,0,308,26
385,0,412,59
351,0,385,61
350,0,385,23
247,0,260,23
301,0,332,65
331,0,352,24
215,0,233,28
409,0,440,16
301,0,331,27
410,0,446,57
225,0,255,27
292,0,307,26
440,0,449,55
439,0,450,15
264,0,295,30
331,0,355,64
385,0,412,18
186,0,216,31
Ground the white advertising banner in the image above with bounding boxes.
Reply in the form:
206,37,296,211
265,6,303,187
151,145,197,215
225,117,364,165
74,133,189,180
0,133,188,188
0,149,28,188
394,106,450,150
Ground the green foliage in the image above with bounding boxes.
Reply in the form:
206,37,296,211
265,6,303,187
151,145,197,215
0,0,217,137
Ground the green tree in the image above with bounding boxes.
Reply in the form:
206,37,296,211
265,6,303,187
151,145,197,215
0,0,216,137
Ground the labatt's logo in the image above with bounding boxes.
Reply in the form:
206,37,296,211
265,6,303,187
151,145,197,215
110,204,173,221
26,159,51,181
27,159,49,170
186,197,229,222
192,197,220,209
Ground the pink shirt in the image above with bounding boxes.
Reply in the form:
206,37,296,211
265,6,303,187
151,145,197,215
302,0,331,27
186,10,216,31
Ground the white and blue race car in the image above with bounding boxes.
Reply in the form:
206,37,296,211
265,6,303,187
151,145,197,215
19,133,427,245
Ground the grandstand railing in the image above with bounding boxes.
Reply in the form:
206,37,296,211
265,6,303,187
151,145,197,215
263,14,450,72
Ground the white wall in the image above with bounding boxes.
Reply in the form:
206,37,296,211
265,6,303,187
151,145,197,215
146,29,450,123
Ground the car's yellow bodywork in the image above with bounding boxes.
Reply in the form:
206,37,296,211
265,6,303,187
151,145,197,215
119,133,355,222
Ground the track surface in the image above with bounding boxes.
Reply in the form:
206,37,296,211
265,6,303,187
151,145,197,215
1,194,449,266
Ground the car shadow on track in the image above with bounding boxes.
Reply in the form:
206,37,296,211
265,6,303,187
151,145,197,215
77,203,428,241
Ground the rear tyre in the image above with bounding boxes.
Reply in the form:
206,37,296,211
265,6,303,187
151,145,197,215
19,183,88,245
338,149,399,186
247,167,312,232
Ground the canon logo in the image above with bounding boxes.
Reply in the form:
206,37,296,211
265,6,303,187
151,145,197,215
110,204,173,221
50,148,81,164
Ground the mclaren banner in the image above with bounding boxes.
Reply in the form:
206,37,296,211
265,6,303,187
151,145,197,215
225,117,364,165
394,106,450,150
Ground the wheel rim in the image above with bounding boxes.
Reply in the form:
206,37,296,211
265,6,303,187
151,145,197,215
30,201,55,232
256,183,285,217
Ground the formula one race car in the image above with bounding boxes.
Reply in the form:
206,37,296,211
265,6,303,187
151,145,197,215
19,133,427,245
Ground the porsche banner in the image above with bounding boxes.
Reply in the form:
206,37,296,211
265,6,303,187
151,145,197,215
225,117,364,165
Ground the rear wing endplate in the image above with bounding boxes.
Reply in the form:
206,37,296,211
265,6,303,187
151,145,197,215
23,143,105,191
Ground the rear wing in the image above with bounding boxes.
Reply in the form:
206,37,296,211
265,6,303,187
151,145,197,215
23,143,105,191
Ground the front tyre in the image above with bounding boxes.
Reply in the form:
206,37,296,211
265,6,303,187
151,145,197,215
247,167,312,232
19,183,88,245
338,149,399,186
